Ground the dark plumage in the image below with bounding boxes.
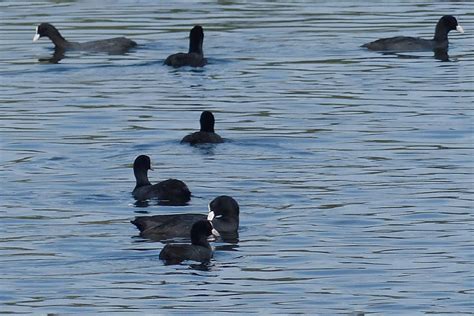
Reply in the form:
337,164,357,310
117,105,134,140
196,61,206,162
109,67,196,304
207,195,239,237
131,195,239,241
362,15,464,52
132,155,191,205
33,23,137,53
181,111,224,145
164,25,207,67
132,213,205,240
159,220,216,264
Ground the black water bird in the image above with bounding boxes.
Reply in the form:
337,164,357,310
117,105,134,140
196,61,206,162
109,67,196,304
159,220,218,264
33,23,137,54
362,15,463,52
181,111,224,145
131,195,239,241
164,25,207,67
132,155,191,205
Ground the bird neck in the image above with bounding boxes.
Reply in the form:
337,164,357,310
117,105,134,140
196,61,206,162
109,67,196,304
433,23,449,42
189,38,203,55
48,28,71,49
134,168,151,188
200,125,214,133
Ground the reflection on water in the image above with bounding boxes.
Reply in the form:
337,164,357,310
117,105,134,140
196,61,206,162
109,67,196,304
379,49,450,62
0,0,473,314
38,48,65,63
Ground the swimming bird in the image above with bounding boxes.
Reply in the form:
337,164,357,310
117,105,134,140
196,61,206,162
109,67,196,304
33,23,137,53
181,111,224,145
164,25,207,67
131,195,239,241
132,155,191,205
159,220,218,264
362,15,463,52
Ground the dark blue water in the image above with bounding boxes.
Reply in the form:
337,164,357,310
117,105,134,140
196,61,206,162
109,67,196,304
1,1,473,314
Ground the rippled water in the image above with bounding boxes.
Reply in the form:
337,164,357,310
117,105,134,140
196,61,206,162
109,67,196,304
1,1,473,314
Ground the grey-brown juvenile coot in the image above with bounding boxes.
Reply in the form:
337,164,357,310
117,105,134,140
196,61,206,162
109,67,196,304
159,220,218,264
33,23,137,53
181,111,224,145
132,155,191,205
131,195,239,241
362,15,463,52
164,25,207,67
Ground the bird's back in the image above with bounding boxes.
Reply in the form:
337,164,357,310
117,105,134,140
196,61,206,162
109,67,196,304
131,213,206,240
362,36,434,52
159,244,212,264
181,131,223,145
76,37,137,53
164,52,207,68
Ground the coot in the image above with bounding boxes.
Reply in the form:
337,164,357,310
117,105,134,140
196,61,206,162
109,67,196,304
132,155,191,205
164,25,207,67
159,220,218,264
131,195,239,241
33,23,137,53
362,15,463,52
181,111,224,145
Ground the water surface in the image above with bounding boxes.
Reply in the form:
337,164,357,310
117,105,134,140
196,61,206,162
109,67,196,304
1,1,473,314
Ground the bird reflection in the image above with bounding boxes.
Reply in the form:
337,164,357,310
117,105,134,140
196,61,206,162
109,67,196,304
189,262,212,271
38,48,65,63
381,49,450,62
217,231,239,245
433,49,449,61
215,243,239,252
133,199,189,208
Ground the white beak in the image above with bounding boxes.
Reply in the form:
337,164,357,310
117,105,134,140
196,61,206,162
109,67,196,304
456,25,464,34
207,210,215,221
33,33,40,42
